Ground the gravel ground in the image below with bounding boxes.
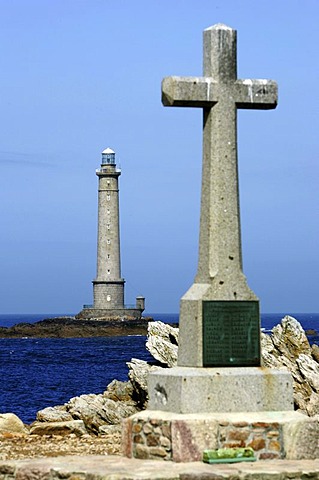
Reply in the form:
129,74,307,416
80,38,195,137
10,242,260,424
0,431,121,460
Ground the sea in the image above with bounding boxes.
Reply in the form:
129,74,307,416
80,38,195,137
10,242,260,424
0,312,318,425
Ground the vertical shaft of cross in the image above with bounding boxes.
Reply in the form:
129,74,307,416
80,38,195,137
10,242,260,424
198,101,242,287
203,24,237,80
196,26,244,295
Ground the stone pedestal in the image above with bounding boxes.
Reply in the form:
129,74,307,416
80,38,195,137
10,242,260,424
121,24,318,466
179,293,260,367
148,367,294,413
122,410,319,462
123,364,319,463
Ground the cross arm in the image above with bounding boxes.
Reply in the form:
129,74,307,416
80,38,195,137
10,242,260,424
235,79,278,110
162,76,218,107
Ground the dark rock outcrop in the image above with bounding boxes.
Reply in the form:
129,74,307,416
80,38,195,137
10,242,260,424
0,317,151,338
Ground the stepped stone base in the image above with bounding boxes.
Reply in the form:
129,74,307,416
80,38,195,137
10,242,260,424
76,308,143,320
148,367,294,413
122,410,319,462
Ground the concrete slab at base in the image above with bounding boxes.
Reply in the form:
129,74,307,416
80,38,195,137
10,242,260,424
122,410,319,462
148,366,294,413
1,456,319,480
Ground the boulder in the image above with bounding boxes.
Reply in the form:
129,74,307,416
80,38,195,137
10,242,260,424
306,392,319,416
127,358,162,409
312,344,319,363
146,321,178,367
66,393,138,434
0,413,28,434
260,315,319,415
36,380,139,435
271,315,312,360
30,420,87,436
103,379,136,405
36,406,73,423
296,354,319,392
98,424,122,436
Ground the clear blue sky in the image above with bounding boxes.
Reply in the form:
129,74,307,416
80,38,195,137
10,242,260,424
0,0,318,315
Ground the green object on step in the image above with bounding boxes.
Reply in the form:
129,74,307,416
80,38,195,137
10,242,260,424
203,447,256,464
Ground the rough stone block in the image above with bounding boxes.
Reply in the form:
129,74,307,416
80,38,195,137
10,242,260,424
121,417,133,458
283,415,319,459
134,444,149,459
171,418,218,462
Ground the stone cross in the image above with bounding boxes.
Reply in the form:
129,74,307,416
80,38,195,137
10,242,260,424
162,24,278,367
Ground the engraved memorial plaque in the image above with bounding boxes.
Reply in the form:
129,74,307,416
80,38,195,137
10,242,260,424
202,301,260,367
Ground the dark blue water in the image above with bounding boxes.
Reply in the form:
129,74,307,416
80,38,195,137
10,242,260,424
0,312,318,424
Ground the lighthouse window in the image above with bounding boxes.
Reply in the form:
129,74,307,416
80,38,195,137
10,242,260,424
107,194,111,201
107,269,110,275
107,254,110,259
107,209,110,215
107,295,111,302
107,180,110,185
107,239,111,244
107,224,110,230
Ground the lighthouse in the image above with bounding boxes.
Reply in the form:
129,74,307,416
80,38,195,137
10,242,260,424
77,148,145,320
93,147,124,309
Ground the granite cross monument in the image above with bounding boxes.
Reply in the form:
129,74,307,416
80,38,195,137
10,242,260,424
122,26,318,462
147,24,292,414
162,23,277,368
123,28,312,462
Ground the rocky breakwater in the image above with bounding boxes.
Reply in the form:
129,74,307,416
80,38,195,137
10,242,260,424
1,315,318,460
30,379,138,436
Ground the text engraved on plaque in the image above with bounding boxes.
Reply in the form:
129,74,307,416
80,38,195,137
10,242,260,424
203,301,260,367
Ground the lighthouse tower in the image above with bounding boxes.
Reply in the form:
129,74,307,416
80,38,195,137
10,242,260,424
93,148,124,309
77,148,145,320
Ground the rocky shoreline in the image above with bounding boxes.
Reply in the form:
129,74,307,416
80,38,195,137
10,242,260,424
0,316,153,338
0,315,319,461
